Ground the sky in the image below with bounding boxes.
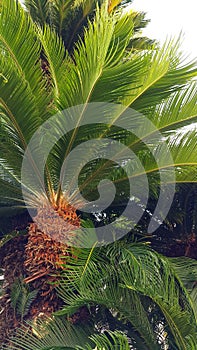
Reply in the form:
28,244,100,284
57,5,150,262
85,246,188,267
131,0,197,60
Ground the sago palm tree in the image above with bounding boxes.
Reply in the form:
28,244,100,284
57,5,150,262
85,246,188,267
0,0,197,348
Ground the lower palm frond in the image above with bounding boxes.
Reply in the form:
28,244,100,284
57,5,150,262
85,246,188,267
55,243,197,349
4,316,133,350
4,317,94,350
7,243,197,349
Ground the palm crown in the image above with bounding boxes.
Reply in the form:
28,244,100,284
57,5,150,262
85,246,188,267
0,0,197,349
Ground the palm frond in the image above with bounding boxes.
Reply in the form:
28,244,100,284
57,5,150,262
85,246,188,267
24,0,51,26
78,330,131,350
10,277,38,321
169,257,197,321
56,243,197,349
131,39,197,112
0,54,47,199
0,0,49,119
5,317,94,350
0,0,54,202
37,24,69,102
0,0,48,161
5,316,132,350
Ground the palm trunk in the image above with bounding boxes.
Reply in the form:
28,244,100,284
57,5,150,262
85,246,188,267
0,199,81,345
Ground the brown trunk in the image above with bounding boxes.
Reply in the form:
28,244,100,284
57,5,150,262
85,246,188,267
0,198,82,345
0,235,27,343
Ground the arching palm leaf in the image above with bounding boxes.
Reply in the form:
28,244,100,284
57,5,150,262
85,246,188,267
5,318,132,350
55,243,197,349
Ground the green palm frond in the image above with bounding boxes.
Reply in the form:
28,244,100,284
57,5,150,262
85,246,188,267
24,0,51,26
5,316,132,350
0,0,54,204
79,330,131,350
0,0,49,118
0,53,47,202
152,83,197,131
119,246,197,350
37,23,69,102
0,53,41,151
129,40,196,112
0,0,49,174
169,257,197,320
5,317,94,350
55,243,197,349
10,277,38,321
